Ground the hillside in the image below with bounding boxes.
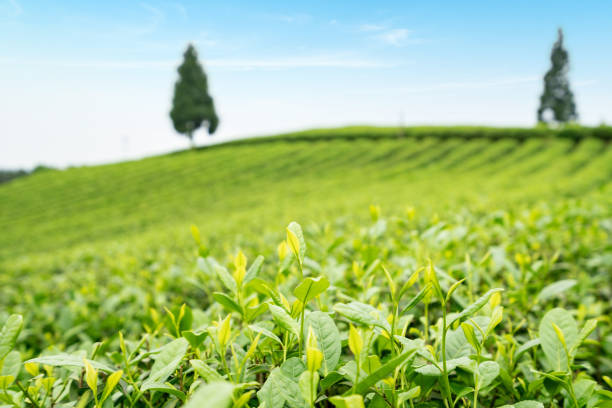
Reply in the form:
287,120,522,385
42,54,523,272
1,126,611,261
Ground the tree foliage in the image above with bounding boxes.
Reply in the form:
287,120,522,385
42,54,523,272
170,44,218,143
537,29,577,124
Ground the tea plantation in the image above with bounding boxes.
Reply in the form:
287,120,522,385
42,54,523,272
0,127,611,407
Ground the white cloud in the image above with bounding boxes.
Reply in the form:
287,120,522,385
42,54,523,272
0,55,396,70
0,0,22,17
266,13,311,24
376,28,413,46
359,23,386,32
206,55,393,70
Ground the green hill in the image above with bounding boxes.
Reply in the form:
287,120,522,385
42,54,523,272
1,126,611,261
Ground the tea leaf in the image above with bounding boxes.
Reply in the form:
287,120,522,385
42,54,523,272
101,370,123,404
304,311,341,374
190,359,224,382
184,381,234,408
333,301,391,333
448,288,504,327
349,349,416,395
212,292,244,315
269,304,300,338
539,308,578,372
477,361,500,388
26,354,115,373
83,358,97,395
294,276,330,305
287,221,306,266
142,338,188,388
0,315,23,360
499,401,544,408
141,382,186,402
214,265,237,294
537,279,577,302
258,367,304,408
330,394,365,408
244,255,264,284
398,386,421,404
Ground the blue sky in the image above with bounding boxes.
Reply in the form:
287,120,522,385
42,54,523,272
1,0,611,168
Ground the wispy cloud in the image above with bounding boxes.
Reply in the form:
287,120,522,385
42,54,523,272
359,23,423,46
0,55,396,70
0,0,22,17
359,23,386,32
376,28,422,46
207,55,394,70
139,2,164,29
264,13,311,24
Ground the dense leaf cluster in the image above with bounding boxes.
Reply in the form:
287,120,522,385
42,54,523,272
1,199,611,407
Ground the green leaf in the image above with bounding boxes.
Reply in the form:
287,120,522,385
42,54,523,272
294,276,330,305
515,338,540,359
477,361,500,389
101,370,123,404
190,359,224,382
269,304,300,338
539,308,578,371
280,357,306,379
26,354,116,373
141,382,186,402
287,221,306,265
249,324,283,345
537,279,577,302
0,375,15,389
184,381,234,408
212,292,244,315
347,349,416,395
244,255,264,284
304,311,341,374
245,302,269,322
461,322,481,353
398,386,421,405
181,330,208,349
448,288,504,327
333,302,391,333
298,370,319,405
142,338,188,388
249,279,283,306
0,315,23,360
257,367,304,408
498,401,544,408
400,284,432,315
214,265,237,294
415,357,472,376
330,394,365,408
1,350,21,378
571,319,597,354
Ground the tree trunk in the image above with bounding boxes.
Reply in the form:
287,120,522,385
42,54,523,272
188,131,195,149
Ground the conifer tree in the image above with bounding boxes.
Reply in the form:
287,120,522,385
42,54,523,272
537,29,577,124
170,44,219,145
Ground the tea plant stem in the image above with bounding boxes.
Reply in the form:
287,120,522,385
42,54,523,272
424,303,429,342
15,381,41,408
441,304,454,408
299,307,305,356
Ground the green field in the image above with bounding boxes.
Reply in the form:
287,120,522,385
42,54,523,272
1,127,611,407
2,126,611,260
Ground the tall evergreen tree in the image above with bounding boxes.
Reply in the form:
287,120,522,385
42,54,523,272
170,44,219,145
537,29,577,124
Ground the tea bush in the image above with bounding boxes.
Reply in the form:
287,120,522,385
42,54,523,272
1,199,611,407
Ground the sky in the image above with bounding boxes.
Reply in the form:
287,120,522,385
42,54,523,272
1,0,611,169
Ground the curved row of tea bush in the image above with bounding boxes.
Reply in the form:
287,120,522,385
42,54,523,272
1,199,610,407
2,134,612,259
228,125,612,147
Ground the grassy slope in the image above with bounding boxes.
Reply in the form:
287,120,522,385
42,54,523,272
1,127,611,262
